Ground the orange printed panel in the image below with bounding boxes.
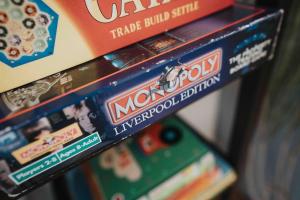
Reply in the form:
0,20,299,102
12,123,83,164
0,0,233,92
57,0,233,55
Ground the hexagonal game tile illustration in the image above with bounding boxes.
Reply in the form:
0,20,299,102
0,0,58,67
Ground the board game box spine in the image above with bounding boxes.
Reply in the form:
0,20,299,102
0,7,283,199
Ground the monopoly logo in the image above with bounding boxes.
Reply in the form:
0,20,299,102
107,49,222,124
12,123,82,165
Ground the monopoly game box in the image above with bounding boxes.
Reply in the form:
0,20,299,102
0,5,283,199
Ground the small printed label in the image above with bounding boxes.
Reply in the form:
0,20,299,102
57,133,101,161
9,132,101,185
12,123,83,164
9,155,61,185
229,39,272,75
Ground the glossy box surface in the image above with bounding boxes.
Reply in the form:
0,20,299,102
0,0,233,92
0,5,283,199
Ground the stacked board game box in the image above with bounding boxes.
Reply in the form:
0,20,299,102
0,5,283,199
64,116,237,200
0,0,234,92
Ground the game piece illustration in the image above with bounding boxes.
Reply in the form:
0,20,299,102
1,72,66,112
99,144,142,182
0,0,58,67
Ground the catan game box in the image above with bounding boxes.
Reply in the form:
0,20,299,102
0,0,234,92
